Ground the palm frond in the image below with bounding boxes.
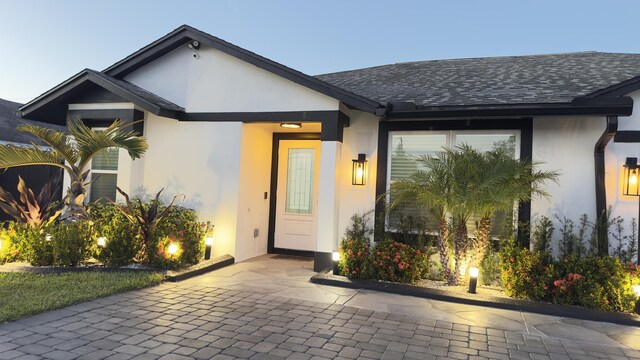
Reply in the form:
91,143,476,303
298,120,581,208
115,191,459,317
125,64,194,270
16,124,78,165
67,118,148,169
0,144,72,173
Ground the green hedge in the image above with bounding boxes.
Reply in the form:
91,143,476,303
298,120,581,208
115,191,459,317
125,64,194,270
499,239,639,313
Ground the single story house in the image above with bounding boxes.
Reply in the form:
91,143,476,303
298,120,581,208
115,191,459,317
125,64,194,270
17,25,640,270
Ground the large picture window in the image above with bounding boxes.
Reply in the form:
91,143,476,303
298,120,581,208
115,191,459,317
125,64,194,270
386,130,520,231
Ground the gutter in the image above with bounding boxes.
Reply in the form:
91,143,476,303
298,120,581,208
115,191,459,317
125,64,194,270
385,97,633,119
594,115,618,255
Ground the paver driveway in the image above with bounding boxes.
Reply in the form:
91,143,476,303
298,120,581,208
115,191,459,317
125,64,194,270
1,255,639,360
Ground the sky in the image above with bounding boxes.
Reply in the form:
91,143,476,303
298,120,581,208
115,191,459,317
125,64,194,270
2,0,640,103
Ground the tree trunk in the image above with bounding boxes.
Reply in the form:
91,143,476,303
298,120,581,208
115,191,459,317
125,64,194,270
472,216,492,270
454,218,471,284
437,218,456,285
59,179,89,222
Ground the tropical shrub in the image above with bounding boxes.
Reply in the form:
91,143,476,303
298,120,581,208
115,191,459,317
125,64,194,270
150,206,209,269
553,256,636,312
90,202,141,267
48,221,95,267
499,238,556,301
337,213,373,279
479,250,501,286
370,239,429,283
0,222,35,264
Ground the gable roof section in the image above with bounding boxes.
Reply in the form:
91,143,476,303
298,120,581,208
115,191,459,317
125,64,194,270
103,25,383,114
316,52,640,113
0,98,65,144
19,69,184,123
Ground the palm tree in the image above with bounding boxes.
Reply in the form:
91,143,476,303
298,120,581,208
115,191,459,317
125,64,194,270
471,147,558,268
0,118,148,220
390,151,457,285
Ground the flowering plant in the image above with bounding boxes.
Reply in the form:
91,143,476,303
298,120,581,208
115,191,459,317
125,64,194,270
370,239,429,284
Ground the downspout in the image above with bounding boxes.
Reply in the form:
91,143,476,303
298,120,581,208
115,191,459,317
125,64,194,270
594,115,618,255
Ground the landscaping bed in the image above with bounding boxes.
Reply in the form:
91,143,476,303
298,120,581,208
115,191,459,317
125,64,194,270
311,272,640,327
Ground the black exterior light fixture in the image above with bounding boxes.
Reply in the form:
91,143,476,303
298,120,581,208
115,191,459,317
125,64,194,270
280,123,301,129
622,157,640,265
332,251,340,275
468,267,479,294
204,236,214,260
352,154,367,185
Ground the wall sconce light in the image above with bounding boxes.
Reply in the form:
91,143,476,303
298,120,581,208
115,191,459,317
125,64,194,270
280,123,301,129
623,157,639,196
97,237,107,247
205,236,214,260
468,267,479,294
352,154,367,186
332,251,341,275
623,157,640,265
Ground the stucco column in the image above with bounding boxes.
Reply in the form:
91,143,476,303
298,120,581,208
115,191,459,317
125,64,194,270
315,140,342,271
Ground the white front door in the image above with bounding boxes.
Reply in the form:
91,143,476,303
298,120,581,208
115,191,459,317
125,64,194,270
274,139,321,251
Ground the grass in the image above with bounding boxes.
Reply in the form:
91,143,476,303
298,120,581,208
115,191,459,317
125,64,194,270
0,271,165,323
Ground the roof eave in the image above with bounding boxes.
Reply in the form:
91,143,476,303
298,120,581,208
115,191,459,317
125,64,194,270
385,97,633,120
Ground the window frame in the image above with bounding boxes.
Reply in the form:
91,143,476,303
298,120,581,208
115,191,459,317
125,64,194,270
375,118,533,247
87,127,120,203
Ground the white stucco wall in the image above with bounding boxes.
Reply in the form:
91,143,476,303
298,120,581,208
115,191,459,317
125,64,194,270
531,115,604,225
606,90,640,241
139,114,242,258
124,45,340,113
234,124,273,262
335,111,380,248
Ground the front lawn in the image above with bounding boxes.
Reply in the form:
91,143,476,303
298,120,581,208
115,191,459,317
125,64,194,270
0,271,164,323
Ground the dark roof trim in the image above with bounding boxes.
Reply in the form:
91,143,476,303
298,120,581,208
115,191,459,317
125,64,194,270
385,97,633,119
181,110,339,122
104,25,383,114
581,74,640,98
18,69,184,120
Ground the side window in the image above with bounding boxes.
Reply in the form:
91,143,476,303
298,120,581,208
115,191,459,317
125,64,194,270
88,128,119,202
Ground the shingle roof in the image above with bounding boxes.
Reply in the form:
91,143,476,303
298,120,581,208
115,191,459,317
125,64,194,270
315,52,640,107
0,98,65,144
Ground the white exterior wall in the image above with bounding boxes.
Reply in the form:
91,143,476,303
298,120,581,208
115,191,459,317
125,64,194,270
531,116,604,253
124,45,339,113
336,111,380,246
140,114,243,258
607,90,640,237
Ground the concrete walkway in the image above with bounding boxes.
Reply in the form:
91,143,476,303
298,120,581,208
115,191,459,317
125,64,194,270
1,254,639,360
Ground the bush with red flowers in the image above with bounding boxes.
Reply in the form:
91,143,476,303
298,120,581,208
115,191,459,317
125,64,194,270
370,239,429,283
337,213,373,279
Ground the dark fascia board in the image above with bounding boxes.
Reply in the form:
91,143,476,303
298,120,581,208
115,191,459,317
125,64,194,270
581,74,640,98
103,25,383,114
385,97,633,119
18,69,183,120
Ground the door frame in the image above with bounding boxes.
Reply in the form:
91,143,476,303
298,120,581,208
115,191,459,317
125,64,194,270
268,132,322,256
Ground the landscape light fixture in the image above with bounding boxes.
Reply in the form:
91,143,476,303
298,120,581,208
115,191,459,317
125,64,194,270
622,157,640,265
332,251,341,275
97,237,107,247
204,236,214,260
45,234,52,242
280,123,302,129
168,243,179,256
468,267,479,294
352,154,367,186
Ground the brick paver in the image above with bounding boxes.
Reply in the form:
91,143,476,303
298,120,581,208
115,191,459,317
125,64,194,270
1,284,640,359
